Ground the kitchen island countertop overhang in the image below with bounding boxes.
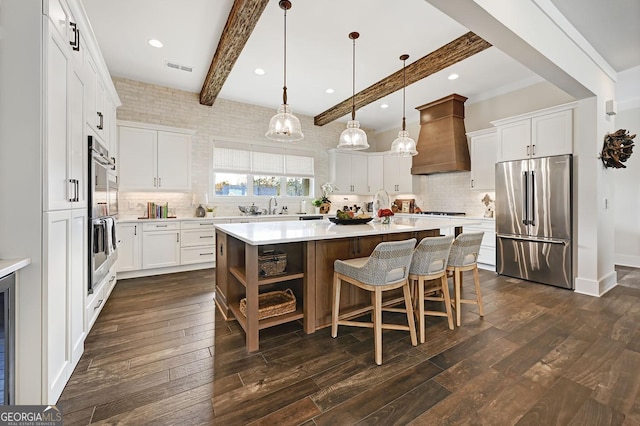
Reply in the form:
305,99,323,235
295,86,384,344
213,217,482,245
214,217,481,352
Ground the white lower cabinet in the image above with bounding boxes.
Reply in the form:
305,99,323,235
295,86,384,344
116,222,142,272
462,220,496,271
142,222,181,269
180,220,219,266
44,208,86,403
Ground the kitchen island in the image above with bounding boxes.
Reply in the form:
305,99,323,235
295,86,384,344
215,217,479,351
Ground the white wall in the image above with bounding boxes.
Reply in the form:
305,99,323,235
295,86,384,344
612,106,640,267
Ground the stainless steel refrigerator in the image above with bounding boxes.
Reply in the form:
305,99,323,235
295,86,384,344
495,154,573,289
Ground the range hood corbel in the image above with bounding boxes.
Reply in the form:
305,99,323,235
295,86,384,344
411,94,471,175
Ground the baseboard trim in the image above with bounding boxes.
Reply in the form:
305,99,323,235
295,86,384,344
615,254,640,269
117,262,214,280
574,270,618,297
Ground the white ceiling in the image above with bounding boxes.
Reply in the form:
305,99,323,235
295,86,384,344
82,0,639,133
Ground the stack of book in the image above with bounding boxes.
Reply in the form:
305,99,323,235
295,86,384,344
147,202,170,219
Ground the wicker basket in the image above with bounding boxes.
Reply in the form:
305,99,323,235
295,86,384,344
239,288,296,320
258,250,287,277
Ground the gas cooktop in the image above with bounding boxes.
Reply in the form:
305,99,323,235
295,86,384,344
417,211,466,216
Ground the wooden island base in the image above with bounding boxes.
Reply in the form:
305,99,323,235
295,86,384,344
215,227,451,352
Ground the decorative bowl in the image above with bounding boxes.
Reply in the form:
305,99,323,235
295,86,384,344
328,217,373,225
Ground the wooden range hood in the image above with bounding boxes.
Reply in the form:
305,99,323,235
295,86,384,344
412,94,470,175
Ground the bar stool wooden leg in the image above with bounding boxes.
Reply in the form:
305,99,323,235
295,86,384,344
373,288,383,365
455,269,462,327
473,266,484,317
441,274,454,330
417,277,426,344
331,273,341,338
403,281,418,346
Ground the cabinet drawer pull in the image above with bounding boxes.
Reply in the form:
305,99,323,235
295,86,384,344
69,22,80,51
200,252,214,256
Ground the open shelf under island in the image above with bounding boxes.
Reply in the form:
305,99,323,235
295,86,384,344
214,216,480,352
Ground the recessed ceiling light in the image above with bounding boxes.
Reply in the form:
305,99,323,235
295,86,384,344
325,88,334,94
380,103,389,109
448,73,459,80
148,39,163,48
254,68,265,75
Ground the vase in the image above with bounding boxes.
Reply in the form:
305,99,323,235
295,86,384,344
319,202,331,214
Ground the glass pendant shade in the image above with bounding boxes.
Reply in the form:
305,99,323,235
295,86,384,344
338,32,368,150
389,129,417,156
266,104,303,141
389,53,418,157
338,120,369,150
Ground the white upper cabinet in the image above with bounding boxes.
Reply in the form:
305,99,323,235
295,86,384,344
383,154,414,194
328,150,368,194
85,51,111,141
44,19,86,211
468,128,497,191
328,150,416,195
367,154,384,194
118,122,193,191
493,103,575,162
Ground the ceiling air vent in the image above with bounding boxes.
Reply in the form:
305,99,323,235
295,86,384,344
165,61,193,73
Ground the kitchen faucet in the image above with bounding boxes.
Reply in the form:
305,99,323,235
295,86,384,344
268,196,278,215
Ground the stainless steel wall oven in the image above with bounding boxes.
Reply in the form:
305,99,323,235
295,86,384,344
88,134,118,294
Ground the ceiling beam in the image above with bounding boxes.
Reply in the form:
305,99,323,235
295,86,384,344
314,32,492,126
199,0,270,106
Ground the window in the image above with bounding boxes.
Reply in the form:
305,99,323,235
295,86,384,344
212,145,314,198
214,173,247,196
286,177,311,196
253,176,281,196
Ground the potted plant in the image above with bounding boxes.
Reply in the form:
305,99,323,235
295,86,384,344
311,198,322,214
318,182,336,214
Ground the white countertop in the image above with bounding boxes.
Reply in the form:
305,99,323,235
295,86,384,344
117,213,327,223
0,258,31,278
215,217,480,245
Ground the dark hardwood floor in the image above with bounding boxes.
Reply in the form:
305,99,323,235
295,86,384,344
59,266,640,425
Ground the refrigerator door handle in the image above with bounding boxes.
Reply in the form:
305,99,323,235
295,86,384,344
497,234,568,245
522,171,528,225
529,171,536,226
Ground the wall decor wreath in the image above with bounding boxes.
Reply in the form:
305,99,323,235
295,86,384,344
600,129,635,169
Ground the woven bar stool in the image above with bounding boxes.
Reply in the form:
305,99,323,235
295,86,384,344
447,232,485,327
408,235,455,343
331,239,417,365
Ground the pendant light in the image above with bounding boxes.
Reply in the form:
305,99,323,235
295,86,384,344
266,0,304,142
389,54,418,156
337,32,369,150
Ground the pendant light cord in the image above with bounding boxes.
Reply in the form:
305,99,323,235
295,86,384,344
345,32,360,122
282,6,288,105
402,57,406,131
